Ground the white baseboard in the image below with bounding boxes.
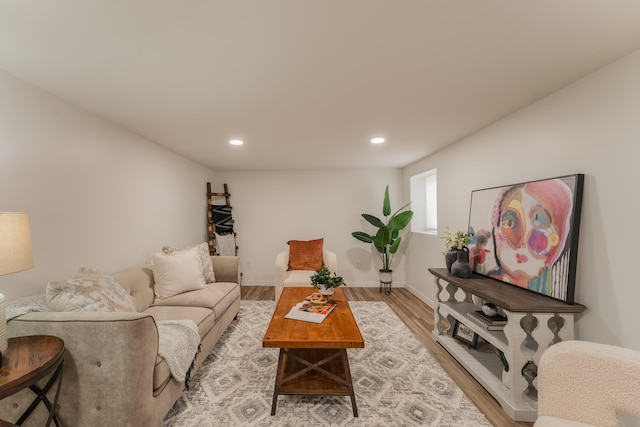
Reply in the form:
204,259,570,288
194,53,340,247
240,280,435,309
240,280,407,288
404,285,436,309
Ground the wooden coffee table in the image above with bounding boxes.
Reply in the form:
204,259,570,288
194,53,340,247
263,287,364,417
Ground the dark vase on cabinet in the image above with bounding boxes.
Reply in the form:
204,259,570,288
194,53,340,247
451,248,472,278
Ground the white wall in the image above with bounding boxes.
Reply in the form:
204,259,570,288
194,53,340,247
404,49,640,351
0,70,214,301
211,169,405,287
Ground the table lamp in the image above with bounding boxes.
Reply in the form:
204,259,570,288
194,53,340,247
0,213,34,365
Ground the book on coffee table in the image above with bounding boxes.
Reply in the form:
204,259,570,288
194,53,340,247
284,301,336,323
466,310,507,331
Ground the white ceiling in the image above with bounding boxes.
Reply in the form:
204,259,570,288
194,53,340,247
2,1,640,171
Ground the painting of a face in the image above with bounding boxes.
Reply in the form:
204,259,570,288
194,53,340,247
495,181,571,284
467,174,583,303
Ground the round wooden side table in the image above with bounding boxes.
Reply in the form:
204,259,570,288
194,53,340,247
0,336,64,427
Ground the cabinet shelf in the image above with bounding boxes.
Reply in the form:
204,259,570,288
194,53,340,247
438,301,507,352
434,333,537,421
429,267,585,422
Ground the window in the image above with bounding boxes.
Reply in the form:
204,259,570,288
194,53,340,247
410,169,437,235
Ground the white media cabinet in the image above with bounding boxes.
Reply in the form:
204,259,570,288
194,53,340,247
428,268,585,422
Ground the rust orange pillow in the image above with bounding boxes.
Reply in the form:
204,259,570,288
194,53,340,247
287,238,324,271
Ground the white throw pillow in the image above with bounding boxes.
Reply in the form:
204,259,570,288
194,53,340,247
153,246,206,300
47,269,137,313
162,242,215,283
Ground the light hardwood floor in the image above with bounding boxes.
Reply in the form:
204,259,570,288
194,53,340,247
241,285,534,427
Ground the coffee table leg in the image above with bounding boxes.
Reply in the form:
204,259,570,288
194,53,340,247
271,348,285,415
339,349,358,417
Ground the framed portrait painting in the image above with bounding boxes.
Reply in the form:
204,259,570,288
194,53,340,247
467,174,584,303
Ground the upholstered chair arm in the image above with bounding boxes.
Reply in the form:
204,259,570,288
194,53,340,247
323,250,338,273
274,250,289,301
210,255,240,284
535,340,640,427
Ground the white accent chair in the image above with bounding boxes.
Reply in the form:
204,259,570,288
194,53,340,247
534,340,640,427
274,250,338,301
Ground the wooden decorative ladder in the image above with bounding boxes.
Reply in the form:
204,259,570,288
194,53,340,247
206,182,237,256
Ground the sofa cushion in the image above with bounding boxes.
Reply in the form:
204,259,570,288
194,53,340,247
283,269,315,286
162,242,215,283
46,269,137,312
287,238,323,271
143,305,217,393
151,282,240,320
152,247,206,300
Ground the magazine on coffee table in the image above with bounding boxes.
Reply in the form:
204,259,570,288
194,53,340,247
284,301,336,323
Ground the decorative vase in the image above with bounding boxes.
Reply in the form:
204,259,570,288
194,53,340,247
445,250,459,272
317,284,335,296
379,269,393,295
451,248,472,278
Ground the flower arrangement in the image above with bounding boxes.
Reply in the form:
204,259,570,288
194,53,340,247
441,228,474,255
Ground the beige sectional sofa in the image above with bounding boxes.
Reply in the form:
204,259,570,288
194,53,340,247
0,255,241,427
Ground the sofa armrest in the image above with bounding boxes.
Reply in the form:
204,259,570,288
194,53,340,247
2,311,161,427
211,255,240,284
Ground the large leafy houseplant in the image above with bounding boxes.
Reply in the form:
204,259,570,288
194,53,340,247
352,185,413,272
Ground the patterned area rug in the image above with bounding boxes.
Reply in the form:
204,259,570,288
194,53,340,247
162,301,491,426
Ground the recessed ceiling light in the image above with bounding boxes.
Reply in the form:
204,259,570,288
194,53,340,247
371,137,385,144
229,139,243,146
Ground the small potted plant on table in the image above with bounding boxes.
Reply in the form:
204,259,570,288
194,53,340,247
310,266,346,296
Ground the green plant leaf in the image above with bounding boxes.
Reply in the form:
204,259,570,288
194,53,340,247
373,226,391,248
388,210,413,231
362,214,384,227
383,185,391,217
391,201,413,218
389,236,401,253
352,231,373,243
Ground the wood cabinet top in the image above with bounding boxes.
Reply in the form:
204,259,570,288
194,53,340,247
429,268,586,313
263,287,365,349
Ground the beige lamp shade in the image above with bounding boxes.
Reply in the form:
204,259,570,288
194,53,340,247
0,212,34,356
0,212,34,276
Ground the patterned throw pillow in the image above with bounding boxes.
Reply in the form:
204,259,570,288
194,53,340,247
162,242,215,283
47,269,137,312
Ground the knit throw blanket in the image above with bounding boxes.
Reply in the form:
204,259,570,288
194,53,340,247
7,295,201,383
157,320,201,385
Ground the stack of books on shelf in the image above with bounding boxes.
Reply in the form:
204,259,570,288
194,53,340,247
466,310,507,331
284,301,336,323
